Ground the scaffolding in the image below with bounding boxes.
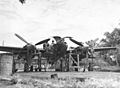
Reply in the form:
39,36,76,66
68,50,90,72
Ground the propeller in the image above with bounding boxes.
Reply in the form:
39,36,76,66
15,33,50,46
15,33,29,44
69,38,83,46
35,38,50,45
63,36,72,39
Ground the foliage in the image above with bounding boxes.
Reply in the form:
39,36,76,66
101,28,120,47
100,28,120,66
86,38,99,48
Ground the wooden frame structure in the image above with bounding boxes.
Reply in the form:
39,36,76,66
67,49,90,72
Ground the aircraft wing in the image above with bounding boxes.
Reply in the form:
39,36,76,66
0,46,27,54
93,47,116,52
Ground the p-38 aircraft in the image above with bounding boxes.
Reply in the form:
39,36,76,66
0,34,117,72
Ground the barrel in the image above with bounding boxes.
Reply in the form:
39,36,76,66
0,53,13,76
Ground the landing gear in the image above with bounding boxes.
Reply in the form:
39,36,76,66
30,65,33,72
88,63,93,71
35,68,38,72
24,63,29,72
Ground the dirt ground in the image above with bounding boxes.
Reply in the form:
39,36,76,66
1,71,120,88
15,71,120,79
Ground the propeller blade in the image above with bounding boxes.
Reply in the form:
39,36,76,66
69,38,83,46
35,38,50,45
15,33,29,44
63,36,72,39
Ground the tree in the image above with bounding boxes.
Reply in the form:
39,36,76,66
101,28,120,66
85,38,99,48
101,28,120,47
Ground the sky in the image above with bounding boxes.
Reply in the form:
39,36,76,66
0,0,120,48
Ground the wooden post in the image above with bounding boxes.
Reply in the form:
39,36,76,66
60,57,63,72
12,55,16,74
83,49,89,72
38,52,41,71
77,54,79,71
69,51,72,71
24,49,30,72
65,55,69,72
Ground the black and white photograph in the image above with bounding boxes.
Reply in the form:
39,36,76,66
0,0,120,88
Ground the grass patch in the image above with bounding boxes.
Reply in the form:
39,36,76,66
14,75,120,88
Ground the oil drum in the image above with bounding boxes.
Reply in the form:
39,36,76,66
0,53,13,76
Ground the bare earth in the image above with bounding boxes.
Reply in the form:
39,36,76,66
1,71,120,88
15,71,120,79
